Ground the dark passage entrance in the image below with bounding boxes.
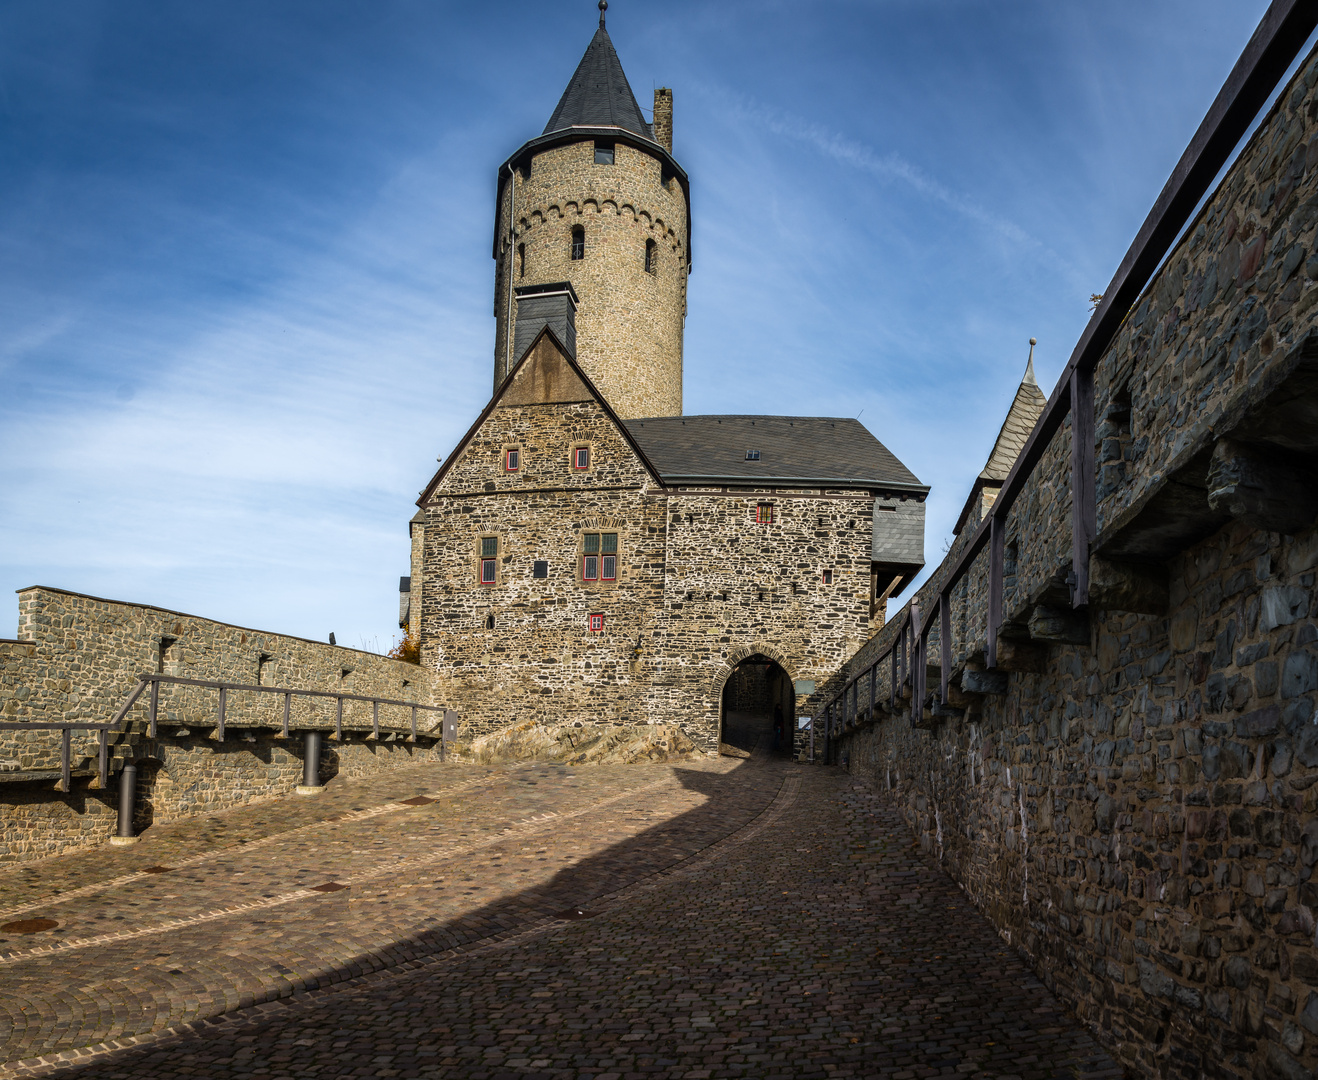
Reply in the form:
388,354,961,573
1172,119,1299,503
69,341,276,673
720,656,794,756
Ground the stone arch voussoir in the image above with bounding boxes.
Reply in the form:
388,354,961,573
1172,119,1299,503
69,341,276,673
709,642,796,700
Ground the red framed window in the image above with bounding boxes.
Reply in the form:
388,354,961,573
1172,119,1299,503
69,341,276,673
582,532,617,582
573,446,590,470
756,503,774,524
504,448,519,472
822,568,834,586
588,613,604,632
480,536,498,585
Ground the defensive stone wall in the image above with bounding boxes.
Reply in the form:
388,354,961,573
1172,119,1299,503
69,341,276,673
493,139,688,418
0,587,444,863
819,46,1318,1080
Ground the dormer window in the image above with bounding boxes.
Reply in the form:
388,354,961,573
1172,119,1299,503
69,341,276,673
571,226,585,261
594,141,614,165
504,448,520,472
745,450,760,461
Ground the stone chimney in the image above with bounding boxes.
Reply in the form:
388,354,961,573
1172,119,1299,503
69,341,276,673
513,282,578,364
653,88,672,154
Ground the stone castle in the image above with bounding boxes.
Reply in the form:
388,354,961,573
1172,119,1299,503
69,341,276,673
403,4,927,752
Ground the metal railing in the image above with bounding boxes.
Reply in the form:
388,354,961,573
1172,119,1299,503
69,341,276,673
812,0,1318,748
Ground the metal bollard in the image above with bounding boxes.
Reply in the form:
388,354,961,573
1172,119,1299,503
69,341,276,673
297,730,324,794
109,761,139,846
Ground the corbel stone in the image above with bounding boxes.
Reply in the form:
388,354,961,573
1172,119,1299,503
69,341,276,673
1207,437,1318,534
994,640,1048,674
1028,605,1090,645
1088,555,1169,615
961,668,1008,696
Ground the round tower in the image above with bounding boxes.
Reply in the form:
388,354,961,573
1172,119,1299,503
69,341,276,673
491,2,690,419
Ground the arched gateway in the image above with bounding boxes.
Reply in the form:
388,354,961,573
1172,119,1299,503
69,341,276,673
711,644,797,757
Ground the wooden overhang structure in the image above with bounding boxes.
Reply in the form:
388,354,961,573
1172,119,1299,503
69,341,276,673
814,0,1318,740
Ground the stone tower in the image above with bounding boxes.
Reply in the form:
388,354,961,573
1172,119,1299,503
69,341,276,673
491,2,690,419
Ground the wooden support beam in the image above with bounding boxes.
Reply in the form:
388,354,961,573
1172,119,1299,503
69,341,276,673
1028,605,1090,645
1207,438,1318,534
988,515,1005,668
1070,366,1096,608
1089,555,1169,614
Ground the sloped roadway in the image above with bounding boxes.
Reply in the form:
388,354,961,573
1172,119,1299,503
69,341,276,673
0,720,1123,1079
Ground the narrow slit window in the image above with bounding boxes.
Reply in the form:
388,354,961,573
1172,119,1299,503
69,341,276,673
505,448,520,472
480,536,498,585
756,503,774,524
822,568,834,586
571,226,585,261
573,446,590,470
645,238,657,275
516,243,525,278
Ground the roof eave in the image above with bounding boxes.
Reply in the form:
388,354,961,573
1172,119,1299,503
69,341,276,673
658,475,930,494
493,127,692,268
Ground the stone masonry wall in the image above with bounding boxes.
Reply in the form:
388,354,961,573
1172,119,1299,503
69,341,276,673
819,45,1318,1080
0,588,445,863
493,139,688,418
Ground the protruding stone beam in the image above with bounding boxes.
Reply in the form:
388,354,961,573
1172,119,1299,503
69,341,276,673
1028,605,1090,645
962,668,1009,696
1207,438,1318,534
1088,555,1169,615
995,640,1048,673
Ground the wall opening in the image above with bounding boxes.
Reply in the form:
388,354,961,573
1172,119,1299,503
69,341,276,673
720,654,794,757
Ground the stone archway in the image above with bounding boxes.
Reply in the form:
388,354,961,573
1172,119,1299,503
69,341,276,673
713,644,797,758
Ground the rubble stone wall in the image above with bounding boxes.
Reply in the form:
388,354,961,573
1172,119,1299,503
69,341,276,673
821,46,1318,1080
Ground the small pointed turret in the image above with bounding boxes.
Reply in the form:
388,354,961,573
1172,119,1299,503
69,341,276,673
543,7,652,139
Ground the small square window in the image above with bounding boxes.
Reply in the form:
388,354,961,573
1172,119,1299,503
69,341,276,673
822,569,834,585
533,560,548,579
573,447,590,470
594,142,614,165
745,450,760,461
756,503,774,524
589,613,605,632
505,448,519,471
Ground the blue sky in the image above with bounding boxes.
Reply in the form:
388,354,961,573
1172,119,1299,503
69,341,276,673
0,0,1292,651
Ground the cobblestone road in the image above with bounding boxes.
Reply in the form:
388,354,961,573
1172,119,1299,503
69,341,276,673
0,725,1123,1079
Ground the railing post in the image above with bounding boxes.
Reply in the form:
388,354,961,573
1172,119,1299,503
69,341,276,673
868,664,876,721
98,729,108,789
809,716,815,762
910,603,922,721
411,705,418,743
61,727,71,793
282,692,291,739
111,761,139,845
890,645,897,710
988,514,1005,669
298,730,323,794
372,700,380,740
216,686,226,743
335,697,343,741
149,678,159,738
940,592,951,703
1070,366,1096,608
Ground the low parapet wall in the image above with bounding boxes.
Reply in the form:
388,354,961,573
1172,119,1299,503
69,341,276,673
0,588,447,863
818,44,1318,1080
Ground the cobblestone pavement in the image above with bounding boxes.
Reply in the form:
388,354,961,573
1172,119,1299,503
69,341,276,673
0,720,1124,1079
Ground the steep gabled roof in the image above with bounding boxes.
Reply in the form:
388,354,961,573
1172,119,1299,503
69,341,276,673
544,26,652,138
416,325,663,505
953,353,1048,534
623,416,927,492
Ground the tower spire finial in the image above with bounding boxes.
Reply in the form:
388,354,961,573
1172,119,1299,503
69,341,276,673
599,0,607,28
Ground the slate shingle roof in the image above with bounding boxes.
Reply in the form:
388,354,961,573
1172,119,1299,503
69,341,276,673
544,27,652,139
979,356,1047,483
623,416,926,491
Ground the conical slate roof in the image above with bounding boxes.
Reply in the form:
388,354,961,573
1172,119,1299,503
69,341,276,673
543,26,652,139
979,353,1047,484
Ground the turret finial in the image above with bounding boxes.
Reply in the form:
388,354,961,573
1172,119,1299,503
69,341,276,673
599,0,607,28
1024,338,1038,385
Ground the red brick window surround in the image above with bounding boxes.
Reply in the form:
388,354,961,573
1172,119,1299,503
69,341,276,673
504,448,520,472
588,612,604,633
480,536,498,586
582,532,618,582
756,503,774,524
573,446,590,471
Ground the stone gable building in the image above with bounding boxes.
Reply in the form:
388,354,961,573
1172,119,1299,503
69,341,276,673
410,6,926,752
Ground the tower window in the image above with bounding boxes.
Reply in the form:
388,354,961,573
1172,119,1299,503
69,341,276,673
517,243,525,278
582,532,618,582
571,226,585,260
480,536,499,585
756,503,774,524
745,450,760,460
504,448,520,472
594,142,614,165
573,446,590,470
645,239,657,275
